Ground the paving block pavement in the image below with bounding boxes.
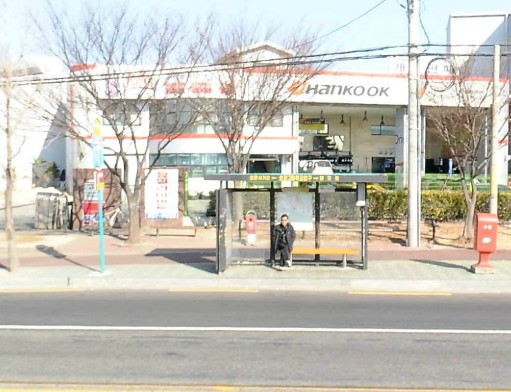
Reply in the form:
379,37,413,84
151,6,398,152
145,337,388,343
1,229,511,293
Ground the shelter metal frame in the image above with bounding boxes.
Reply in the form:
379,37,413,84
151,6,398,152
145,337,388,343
204,173,388,273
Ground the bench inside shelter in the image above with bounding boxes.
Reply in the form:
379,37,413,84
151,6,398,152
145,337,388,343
292,247,360,268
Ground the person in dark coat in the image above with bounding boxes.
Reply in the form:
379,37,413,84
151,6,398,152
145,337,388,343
273,213,296,267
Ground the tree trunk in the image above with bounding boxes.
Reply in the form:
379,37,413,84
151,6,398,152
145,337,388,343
126,189,143,245
5,96,19,272
5,84,19,272
463,179,477,240
5,172,19,272
463,198,476,240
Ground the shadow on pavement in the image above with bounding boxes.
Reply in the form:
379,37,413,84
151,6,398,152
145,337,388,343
35,245,99,272
428,240,472,250
0,203,36,211
145,248,216,273
412,259,470,271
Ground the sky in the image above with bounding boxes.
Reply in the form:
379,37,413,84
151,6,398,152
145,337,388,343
1,0,510,72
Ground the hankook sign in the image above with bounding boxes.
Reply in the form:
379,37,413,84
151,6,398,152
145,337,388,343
287,74,408,105
93,64,497,108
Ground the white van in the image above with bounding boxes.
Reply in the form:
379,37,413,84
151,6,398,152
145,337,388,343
300,160,334,175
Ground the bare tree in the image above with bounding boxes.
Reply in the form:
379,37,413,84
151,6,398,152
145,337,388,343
0,65,20,271
0,2,21,272
195,19,327,174
425,58,508,239
34,2,209,244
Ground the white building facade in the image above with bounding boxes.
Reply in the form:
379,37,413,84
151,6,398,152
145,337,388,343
65,57,509,196
448,12,511,177
448,12,510,77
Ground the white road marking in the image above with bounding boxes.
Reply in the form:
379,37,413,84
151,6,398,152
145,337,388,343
348,291,452,296
0,325,510,334
1,386,507,392
0,289,85,294
168,289,259,293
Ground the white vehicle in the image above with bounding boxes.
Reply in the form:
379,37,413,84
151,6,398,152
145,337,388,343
300,160,334,175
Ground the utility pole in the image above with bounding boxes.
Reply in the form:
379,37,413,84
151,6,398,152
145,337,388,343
407,0,420,247
489,44,500,214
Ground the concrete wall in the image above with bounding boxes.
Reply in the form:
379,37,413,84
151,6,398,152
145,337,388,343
448,13,510,77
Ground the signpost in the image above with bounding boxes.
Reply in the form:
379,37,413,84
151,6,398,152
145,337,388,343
92,118,106,273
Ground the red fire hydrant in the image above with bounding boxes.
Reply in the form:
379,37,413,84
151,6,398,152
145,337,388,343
245,210,257,245
471,212,498,274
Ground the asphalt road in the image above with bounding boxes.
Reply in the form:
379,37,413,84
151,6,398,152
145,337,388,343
2,291,511,329
1,291,511,389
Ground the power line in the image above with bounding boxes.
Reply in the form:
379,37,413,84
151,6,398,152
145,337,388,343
1,44,507,87
295,0,389,48
1,44,410,86
418,0,431,48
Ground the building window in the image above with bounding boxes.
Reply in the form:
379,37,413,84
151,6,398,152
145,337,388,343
150,101,220,135
247,106,283,127
205,154,218,165
205,165,218,174
247,110,259,126
194,115,216,135
150,153,229,177
176,154,190,165
101,101,141,127
150,100,196,135
190,154,204,165
270,110,283,127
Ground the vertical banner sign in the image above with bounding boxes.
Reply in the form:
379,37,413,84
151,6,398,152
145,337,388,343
92,118,106,273
145,169,179,220
82,180,98,226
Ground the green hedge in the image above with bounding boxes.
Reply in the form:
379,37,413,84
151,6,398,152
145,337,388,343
367,190,511,222
367,189,408,221
207,189,511,223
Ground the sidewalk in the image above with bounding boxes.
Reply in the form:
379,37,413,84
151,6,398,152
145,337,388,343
1,228,511,293
3,189,511,294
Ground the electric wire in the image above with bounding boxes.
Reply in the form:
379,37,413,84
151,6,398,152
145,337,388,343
294,0,389,49
418,0,431,48
1,44,509,87
1,44,410,86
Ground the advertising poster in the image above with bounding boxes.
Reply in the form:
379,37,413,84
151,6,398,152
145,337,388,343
276,191,313,231
144,169,179,220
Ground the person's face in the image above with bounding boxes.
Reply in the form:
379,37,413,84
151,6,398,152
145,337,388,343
281,217,288,227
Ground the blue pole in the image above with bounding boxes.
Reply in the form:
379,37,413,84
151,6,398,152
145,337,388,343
98,189,106,273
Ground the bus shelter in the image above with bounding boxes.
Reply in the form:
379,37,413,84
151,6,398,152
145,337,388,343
204,173,388,273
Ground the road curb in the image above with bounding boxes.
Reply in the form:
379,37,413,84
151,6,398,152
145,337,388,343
2,276,511,293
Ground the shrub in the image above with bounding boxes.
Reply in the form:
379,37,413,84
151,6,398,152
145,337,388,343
367,190,407,221
206,188,511,223
421,191,465,221
368,190,511,223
